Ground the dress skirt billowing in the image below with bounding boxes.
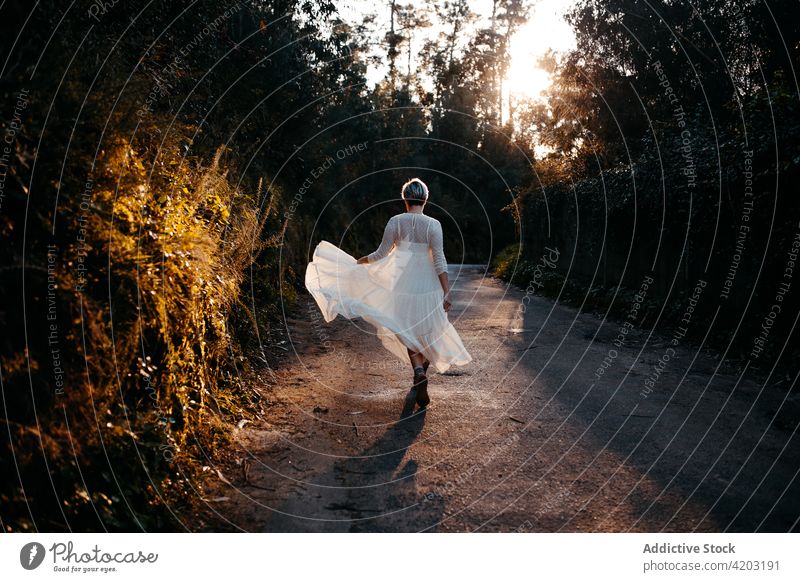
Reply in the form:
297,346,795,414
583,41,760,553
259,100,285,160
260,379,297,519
304,240,472,373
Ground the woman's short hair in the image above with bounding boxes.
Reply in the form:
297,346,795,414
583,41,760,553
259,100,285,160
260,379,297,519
401,178,429,206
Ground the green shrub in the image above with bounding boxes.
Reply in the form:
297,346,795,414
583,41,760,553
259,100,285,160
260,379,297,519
1,140,285,531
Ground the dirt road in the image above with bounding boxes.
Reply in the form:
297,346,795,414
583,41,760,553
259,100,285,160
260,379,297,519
199,266,800,532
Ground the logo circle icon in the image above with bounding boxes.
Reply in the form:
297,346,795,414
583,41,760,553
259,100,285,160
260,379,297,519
20,542,46,570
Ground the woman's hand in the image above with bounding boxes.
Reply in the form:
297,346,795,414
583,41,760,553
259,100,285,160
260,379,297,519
443,292,452,312
356,256,369,265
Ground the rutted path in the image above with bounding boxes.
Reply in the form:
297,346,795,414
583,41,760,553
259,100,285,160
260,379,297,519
198,266,800,532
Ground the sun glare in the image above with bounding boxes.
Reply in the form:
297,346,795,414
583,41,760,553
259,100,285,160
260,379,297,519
503,0,576,104
504,64,552,101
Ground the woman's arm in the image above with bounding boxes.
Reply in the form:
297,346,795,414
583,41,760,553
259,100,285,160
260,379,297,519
429,220,451,311
438,272,451,312
357,216,395,264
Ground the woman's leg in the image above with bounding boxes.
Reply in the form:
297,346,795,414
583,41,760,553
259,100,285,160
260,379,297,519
407,347,425,370
407,348,430,407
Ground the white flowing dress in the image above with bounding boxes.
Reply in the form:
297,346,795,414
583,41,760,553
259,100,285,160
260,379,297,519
304,212,472,373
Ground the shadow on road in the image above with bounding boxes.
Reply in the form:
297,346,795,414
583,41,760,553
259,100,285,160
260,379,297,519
332,388,446,532
513,298,799,531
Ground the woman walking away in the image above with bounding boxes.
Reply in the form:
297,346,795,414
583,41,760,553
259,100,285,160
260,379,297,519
305,178,472,408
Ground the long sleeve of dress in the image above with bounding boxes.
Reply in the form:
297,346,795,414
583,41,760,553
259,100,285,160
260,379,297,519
428,219,448,275
367,215,396,263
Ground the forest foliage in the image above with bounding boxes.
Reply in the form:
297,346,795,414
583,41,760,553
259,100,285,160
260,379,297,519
1,0,798,531
499,0,800,363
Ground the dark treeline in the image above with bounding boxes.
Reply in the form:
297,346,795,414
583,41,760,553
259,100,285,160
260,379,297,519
0,0,530,531
501,0,800,367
